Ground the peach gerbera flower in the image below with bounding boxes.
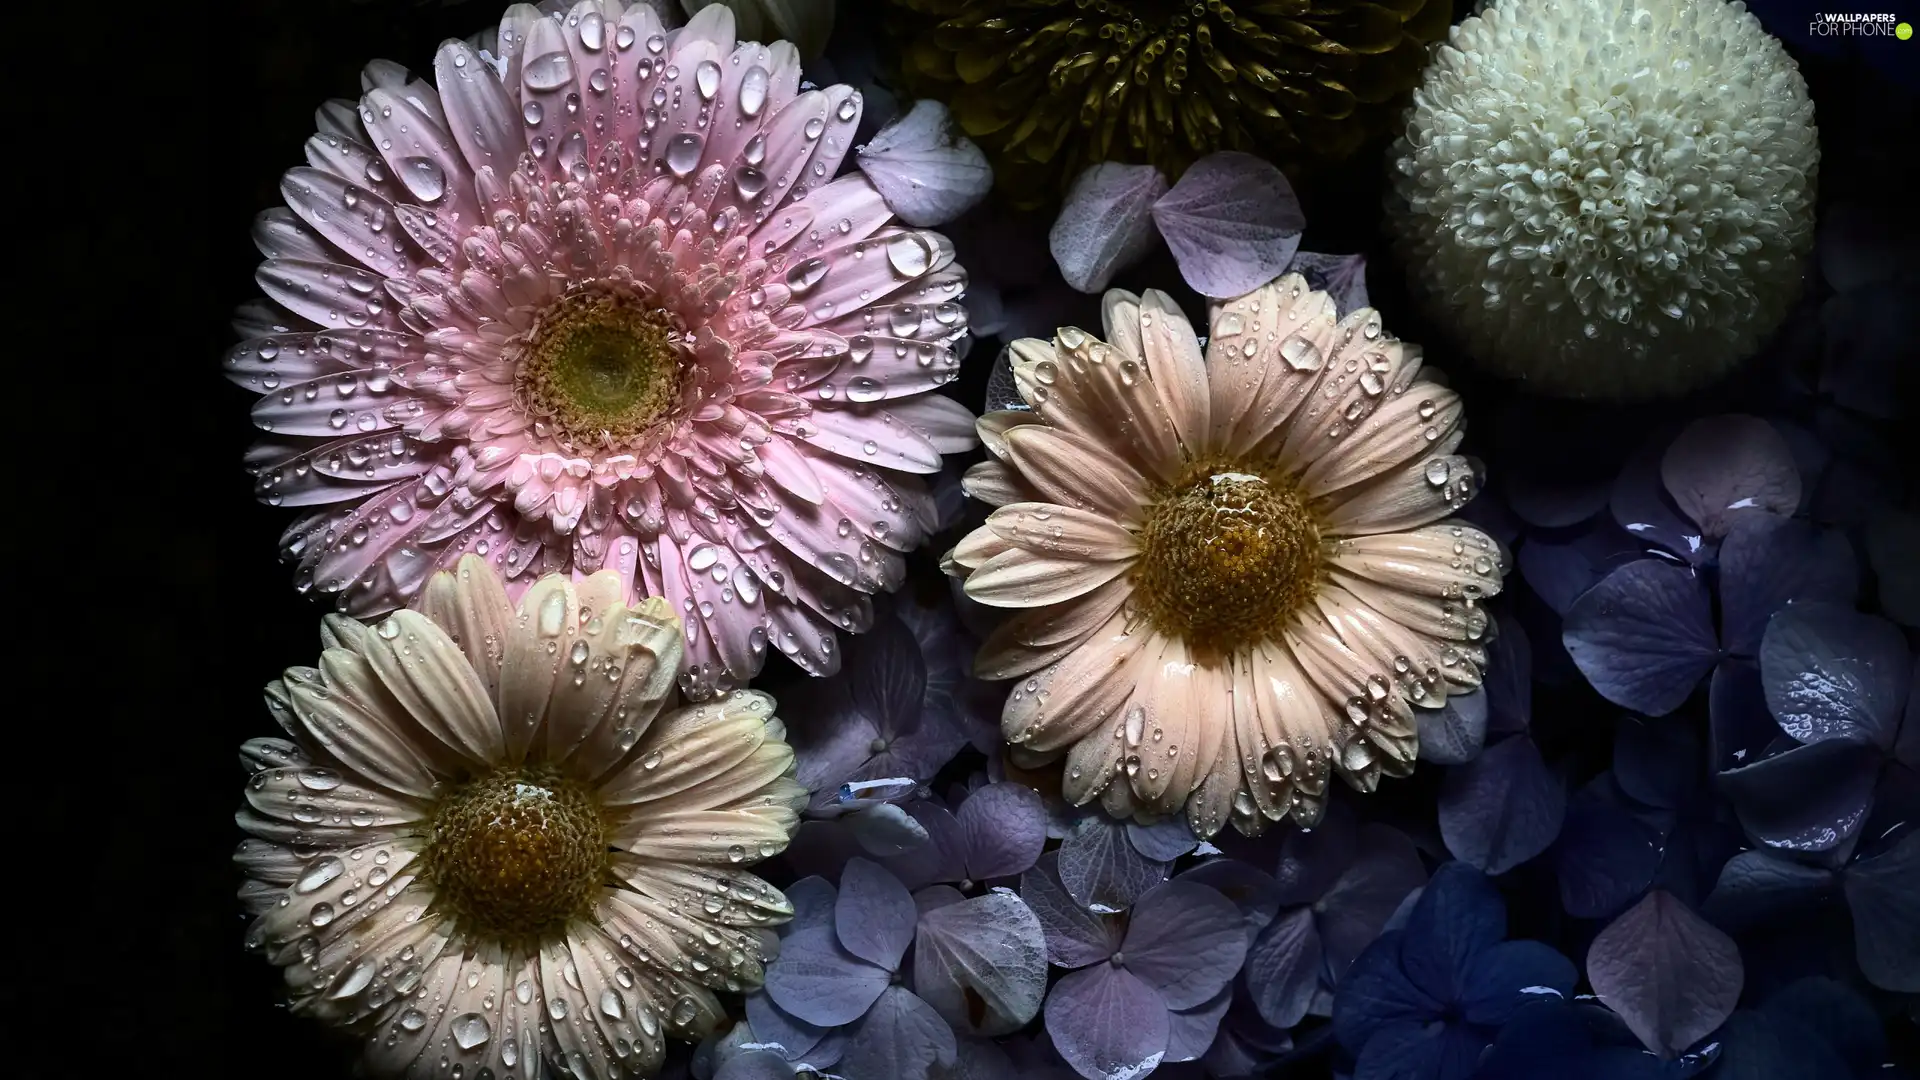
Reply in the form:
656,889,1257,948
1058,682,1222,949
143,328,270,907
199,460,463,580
947,276,1505,837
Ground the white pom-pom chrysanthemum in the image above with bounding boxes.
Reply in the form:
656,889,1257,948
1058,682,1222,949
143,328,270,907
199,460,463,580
1388,0,1818,399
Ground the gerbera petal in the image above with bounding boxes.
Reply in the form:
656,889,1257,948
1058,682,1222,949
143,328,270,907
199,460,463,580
273,662,442,799
1316,452,1479,537
616,807,796,865
1296,385,1465,499
415,553,514,712
1004,615,1151,753
964,546,1132,609
432,39,522,174
1205,275,1331,459
961,459,1040,508
1136,289,1211,453
608,859,793,928
986,503,1139,561
362,940,527,1080
357,609,504,765
547,589,684,777
1328,524,1507,604
976,576,1132,680
1002,425,1149,520
599,691,779,809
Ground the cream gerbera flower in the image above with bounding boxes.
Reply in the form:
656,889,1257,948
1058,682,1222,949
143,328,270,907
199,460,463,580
235,555,803,1079
948,277,1505,838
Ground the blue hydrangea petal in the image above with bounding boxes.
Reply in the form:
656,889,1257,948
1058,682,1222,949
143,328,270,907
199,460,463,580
1563,560,1719,715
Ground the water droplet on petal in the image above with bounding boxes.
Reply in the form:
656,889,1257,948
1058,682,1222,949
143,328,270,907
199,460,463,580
739,65,769,117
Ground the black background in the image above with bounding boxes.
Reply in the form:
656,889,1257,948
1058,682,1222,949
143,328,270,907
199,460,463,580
68,0,1918,1076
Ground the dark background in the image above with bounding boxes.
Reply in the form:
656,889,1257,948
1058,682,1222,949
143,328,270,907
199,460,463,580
69,0,1917,1076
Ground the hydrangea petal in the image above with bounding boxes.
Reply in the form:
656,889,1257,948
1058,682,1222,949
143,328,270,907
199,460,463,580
1176,859,1283,941
1842,831,1920,992
1288,251,1370,315
1058,816,1169,914
913,890,1049,1036
958,782,1048,880
1701,849,1837,930
836,858,918,970
1045,963,1171,1080
1439,735,1566,875
1459,940,1576,1026
1556,787,1664,920
1150,152,1305,299
1354,1019,1488,1080
1316,826,1429,975
1120,882,1249,1010
1587,890,1744,1058
1660,416,1801,539
1048,163,1169,293
1718,737,1881,853
1022,853,1121,968
1243,906,1322,1030
1398,863,1507,1004
762,926,891,1026
1563,560,1718,715
1419,687,1488,764
1759,601,1909,747
837,985,957,1080
856,100,992,227
1719,520,1858,657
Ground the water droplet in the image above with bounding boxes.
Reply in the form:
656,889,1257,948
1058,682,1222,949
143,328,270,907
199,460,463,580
664,133,704,177
599,988,626,1019
786,257,829,293
578,12,605,51
522,100,544,126
803,116,825,140
451,1012,492,1049
398,1008,427,1031
399,157,445,203
886,234,934,277
1425,459,1451,486
1280,334,1322,371
739,65,769,117
695,60,721,99
295,856,345,893
523,51,574,92
733,164,767,198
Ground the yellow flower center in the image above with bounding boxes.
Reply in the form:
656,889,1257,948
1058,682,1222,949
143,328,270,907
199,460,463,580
1131,461,1322,655
515,287,686,449
421,765,609,944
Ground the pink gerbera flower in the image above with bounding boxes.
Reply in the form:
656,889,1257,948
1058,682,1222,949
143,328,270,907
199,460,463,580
226,2,976,697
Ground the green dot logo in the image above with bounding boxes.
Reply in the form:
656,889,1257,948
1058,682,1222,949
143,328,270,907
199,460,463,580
1899,21,1914,39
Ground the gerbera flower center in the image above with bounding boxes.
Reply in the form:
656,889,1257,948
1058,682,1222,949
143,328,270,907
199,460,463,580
515,287,688,449
1132,461,1322,655
421,765,609,944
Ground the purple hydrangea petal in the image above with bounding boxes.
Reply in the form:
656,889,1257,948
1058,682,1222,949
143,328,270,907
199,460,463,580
851,613,931,739
1316,825,1429,975
714,1049,797,1080
1759,976,1888,1073
1045,963,1172,1080
1701,849,1837,931
1354,1020,1488,1080
1175,859,1282,941
884,801,968,891
782,819,867,883
945,1037,1015,1080
1419,687,1488,765
959,782,1049,880
1203,1000,1295,1079
1165,986,1234,1064
1612,436,1707,562
1712,1008,1852,1080
837,986,957,1080
1586,890,1744,1058
1520,522,1653,616
1150,151,1304,298
1709,660,1781,775
1058,815,1170,913
1120,882,1249,1010
1332,932,1437,1052
745,991,826,1060
846,802,934,857
1660,415,1801,540
788,688,884,805
1126,816,1201,862
1842,830,1920,992
913,890,1049,1037
1289,250,1371,315
1760,601,1909,747
785,875,839,935
915,883,967,917
1555,785,1664,920
1563,560,1719,715
1243,905,1323,1029
1438,734,1567,875
1719,520,1859,657
1718,737,1881,854
837,858,918,970
1022,852,1122,968
1399,863,1507,1004
763,925,893,1026
1459,940,1577,1027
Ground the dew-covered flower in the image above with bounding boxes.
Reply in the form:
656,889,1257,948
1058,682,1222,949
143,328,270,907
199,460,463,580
882,0,1453,206
233,556,805,1079
1022,854,1248,1080
947,277,1506,836
760,860,1048,1080
226,2,977,697
1331,862,1577,1080
1389,0,1819,399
